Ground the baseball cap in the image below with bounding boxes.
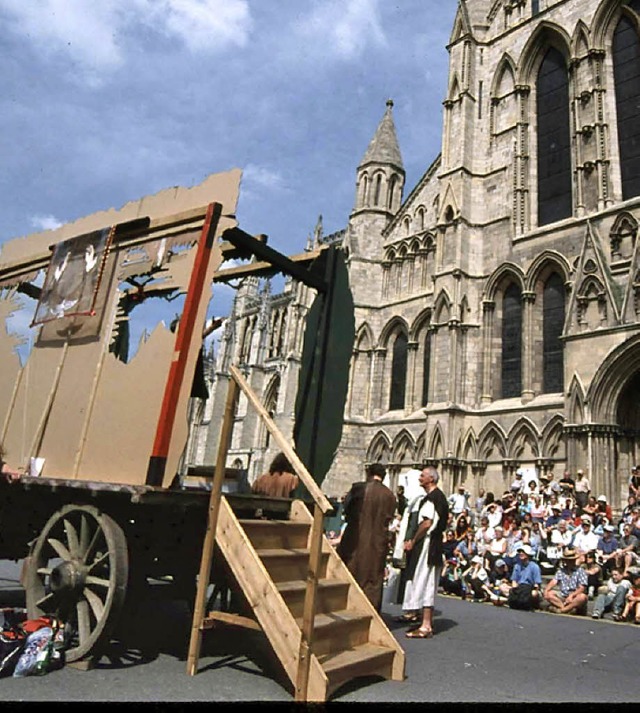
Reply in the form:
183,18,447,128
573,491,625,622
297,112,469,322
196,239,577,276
581,514,592,523
471,555,483,564
597,495,607,502
517,544,533,556
604,524,615,533
495,559,506,568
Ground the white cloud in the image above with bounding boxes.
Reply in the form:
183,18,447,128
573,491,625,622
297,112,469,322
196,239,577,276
296,0,387,60
0,0,252,75
242,164,288,192
29,214,64,232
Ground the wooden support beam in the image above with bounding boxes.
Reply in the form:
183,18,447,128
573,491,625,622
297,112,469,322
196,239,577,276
201,611,262,632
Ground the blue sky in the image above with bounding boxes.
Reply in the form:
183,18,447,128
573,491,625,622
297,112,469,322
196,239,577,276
0,0,457,348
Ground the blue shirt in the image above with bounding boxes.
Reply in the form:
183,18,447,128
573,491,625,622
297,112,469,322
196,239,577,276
511,559,542,587
597,536,618,555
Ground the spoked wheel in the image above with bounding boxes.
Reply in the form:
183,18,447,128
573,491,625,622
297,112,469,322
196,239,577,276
24,504,128,662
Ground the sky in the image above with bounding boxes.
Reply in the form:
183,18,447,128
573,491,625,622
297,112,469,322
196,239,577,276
0,0,458,350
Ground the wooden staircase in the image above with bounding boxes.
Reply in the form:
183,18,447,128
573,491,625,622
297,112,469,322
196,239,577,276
187,365,404,702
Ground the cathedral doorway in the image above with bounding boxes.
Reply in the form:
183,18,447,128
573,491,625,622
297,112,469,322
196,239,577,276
587,335,640,506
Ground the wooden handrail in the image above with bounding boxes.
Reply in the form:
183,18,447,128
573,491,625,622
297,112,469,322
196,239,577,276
229,365,333,514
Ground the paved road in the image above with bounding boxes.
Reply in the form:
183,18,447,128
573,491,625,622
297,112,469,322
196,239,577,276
1,560,638,703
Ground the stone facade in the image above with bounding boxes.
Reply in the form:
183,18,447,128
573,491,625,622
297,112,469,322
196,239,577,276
190,0,640,509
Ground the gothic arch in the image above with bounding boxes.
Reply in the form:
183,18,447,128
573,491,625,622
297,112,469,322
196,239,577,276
588,332,640,423
572,19,591,58
567,373,588,424
525,250,572,290
610,211,638,259
367,431,392,464
421,232,436,251
517,21,572,85
542,414,566,458
355,322,374,351
457,427,478,462
592,0,640,49
491,53,517,98
409,307,433,340
392,429,417,463
433,289,453,324
415,206,426,231
484,263,526,301
450,3,471,44
478,421,508,461
385,246,397,262
409,238,421,255
448,73,462,102
379,316,409,348
428,422,445,460
416,431,426,462
508,418,541,460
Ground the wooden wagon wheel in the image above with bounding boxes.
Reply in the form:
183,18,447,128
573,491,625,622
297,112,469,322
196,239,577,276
24,504,129,662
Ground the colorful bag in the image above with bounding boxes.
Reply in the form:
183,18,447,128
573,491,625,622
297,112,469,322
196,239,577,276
0,626,26,677
13,627,55,677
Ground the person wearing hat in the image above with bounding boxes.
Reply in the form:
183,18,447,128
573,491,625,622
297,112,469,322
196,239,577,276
592,567,631,620
573,514,600,563
498,544,542,610
543,547,589,615
510,469,525,496
462,554,490,602
448,484,469,517
574,469,591,514
544,503,563,529
597,524,619,577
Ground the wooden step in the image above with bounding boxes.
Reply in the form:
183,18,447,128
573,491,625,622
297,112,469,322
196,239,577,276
276,578,350,618
317,644,397,697
256,548,329,582
239,519,310,550
298,609,372,657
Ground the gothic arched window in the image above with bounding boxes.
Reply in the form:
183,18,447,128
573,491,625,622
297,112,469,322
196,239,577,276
543,272,565,393
389,332,408,410
501,283,522,398
613,12,640,200
422,330,432,406
537,47,572,226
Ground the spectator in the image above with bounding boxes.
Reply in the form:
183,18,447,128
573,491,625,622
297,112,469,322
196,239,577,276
619,571,640,624
629,465,640,499
449,485,469,517
574,469,590,514
0,443,21,482
440,557,465,597
615,523,640,575
442,529,458,562
541,473,561,503
524,479,539,498
474,516,494,556
596,524,619,577
499,544,542,610
620,495,637,526
463,555,490,602
595,495,613,524
560,498,575,522
454,512,471,540
530,495,546,524
558,471,576,499
592,567,631,620
545,504,563,529
252,452,299,498
485,525,508,570
510,470,525,496
474,488,486,522
543,547,589,615
454,529,478,568
484,558,511,601
501,492,518,529
396,485,408,517
572,515,600,564
529,521,543,558
484,500,503,530
582,495,599,521
583,550,603,599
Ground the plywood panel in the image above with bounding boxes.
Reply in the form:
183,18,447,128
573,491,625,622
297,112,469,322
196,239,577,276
77,325,174,484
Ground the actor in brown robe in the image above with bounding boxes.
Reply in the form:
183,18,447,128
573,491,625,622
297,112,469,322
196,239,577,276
337,463,396,611
252,452,299,498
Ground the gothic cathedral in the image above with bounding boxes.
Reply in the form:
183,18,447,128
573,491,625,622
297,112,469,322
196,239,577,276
193,0,640,509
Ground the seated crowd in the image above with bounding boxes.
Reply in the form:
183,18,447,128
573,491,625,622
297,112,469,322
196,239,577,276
430,469,640,621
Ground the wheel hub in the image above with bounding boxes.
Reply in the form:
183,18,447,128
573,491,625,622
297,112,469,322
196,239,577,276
50,560,86,596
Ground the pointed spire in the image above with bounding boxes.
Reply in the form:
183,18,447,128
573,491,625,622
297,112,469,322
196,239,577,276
359,99,404,170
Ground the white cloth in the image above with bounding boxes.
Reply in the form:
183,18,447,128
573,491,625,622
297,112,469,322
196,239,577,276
392,494,424,561
402,499,440,609
573,529,599,553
